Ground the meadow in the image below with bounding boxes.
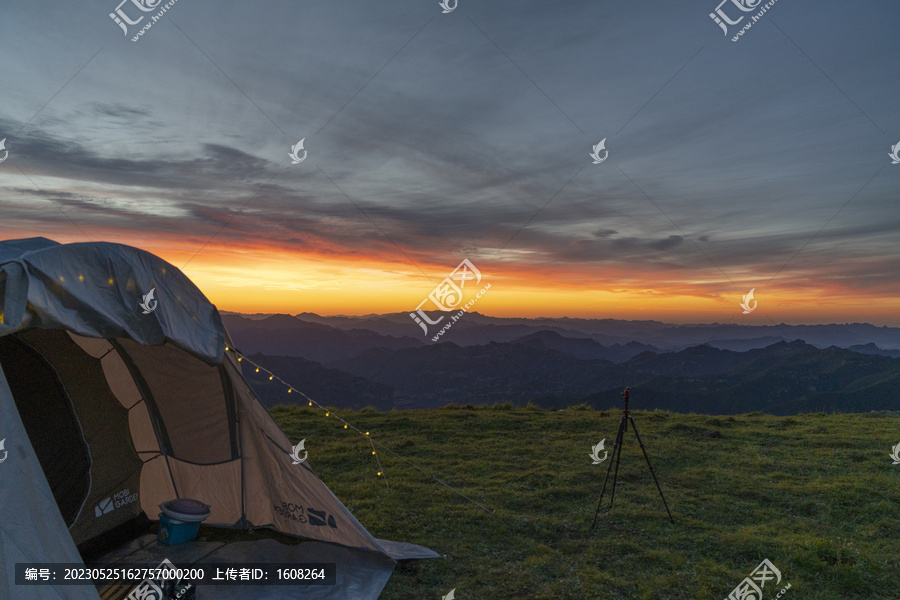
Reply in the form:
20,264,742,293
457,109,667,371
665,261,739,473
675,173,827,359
263,404,900,599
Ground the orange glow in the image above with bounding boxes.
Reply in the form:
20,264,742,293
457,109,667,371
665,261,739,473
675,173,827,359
5,230,898,325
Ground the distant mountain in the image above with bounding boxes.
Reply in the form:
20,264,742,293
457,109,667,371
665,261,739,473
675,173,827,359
848,343,900,358
513,330,659,363
242,353,394,411
224,312,900,415
222,314,422,363
245,312,900,351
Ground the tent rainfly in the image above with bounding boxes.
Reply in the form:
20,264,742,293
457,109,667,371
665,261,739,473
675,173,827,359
0,237,437,600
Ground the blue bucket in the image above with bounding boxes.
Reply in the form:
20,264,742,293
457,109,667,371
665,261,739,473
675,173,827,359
157,498,211,545
157,513,201,545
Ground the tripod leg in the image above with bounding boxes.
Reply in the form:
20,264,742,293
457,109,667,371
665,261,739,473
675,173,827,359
591,415,626,529
628,416,674,523
607,422,626,510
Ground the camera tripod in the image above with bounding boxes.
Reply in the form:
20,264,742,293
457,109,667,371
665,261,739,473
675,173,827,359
591,387,674,527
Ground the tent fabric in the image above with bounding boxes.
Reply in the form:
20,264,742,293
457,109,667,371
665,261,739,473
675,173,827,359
0,237,438,600
0,237,224,365
0,362,102,600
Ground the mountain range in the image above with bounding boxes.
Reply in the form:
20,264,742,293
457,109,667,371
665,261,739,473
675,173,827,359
225,313,900,414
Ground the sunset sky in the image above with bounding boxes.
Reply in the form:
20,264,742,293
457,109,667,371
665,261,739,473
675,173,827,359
1,0,898,325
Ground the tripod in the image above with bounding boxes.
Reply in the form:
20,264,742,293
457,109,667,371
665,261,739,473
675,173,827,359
591,387,674,527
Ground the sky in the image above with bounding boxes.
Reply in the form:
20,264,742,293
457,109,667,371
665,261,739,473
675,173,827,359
1,0,898,325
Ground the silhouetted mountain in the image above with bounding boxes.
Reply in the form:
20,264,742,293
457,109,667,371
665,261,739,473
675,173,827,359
328,341,626,409
222,311,900,351
513,330,659,363
242,353,394,411
225,313,900,415
222,313,422,363
848,343,900,358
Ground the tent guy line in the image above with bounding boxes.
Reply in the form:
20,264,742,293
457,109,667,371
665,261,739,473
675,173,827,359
231,349,495,515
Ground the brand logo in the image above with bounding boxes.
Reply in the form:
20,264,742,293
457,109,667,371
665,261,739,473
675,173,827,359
0,438,7,463
439,0,457,13
95,497,114,517
0,139,8,163
96,488,139,517
291,439,308,464
589,439,608,464
589,138,608,164
890,442,900,465
139,288,157,314
410,259,490,341
289,139,307,164
725,559,789,600
442,589,456,600
274,501,338,528
740,288,757,314
889,142,900,165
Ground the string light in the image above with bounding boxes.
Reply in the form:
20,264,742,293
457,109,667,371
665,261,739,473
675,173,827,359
231,350,387,485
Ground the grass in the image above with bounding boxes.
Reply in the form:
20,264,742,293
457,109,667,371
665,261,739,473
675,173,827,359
265,405,900,599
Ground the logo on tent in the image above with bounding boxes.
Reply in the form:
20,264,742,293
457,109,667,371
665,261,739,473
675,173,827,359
139,288,158,314
308,508,337,528
95,497,114,517
890,442,900,465
0,438,7,463
291,439,308,464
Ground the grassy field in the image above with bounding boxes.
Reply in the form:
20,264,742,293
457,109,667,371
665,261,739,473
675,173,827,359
266,404,900,599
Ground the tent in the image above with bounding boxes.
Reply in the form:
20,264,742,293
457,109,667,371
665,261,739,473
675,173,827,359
0,237,437,600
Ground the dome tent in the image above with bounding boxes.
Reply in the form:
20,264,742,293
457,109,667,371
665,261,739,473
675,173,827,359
0,237,437,600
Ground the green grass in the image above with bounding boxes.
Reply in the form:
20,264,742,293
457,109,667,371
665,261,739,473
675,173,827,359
266,405,900,599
